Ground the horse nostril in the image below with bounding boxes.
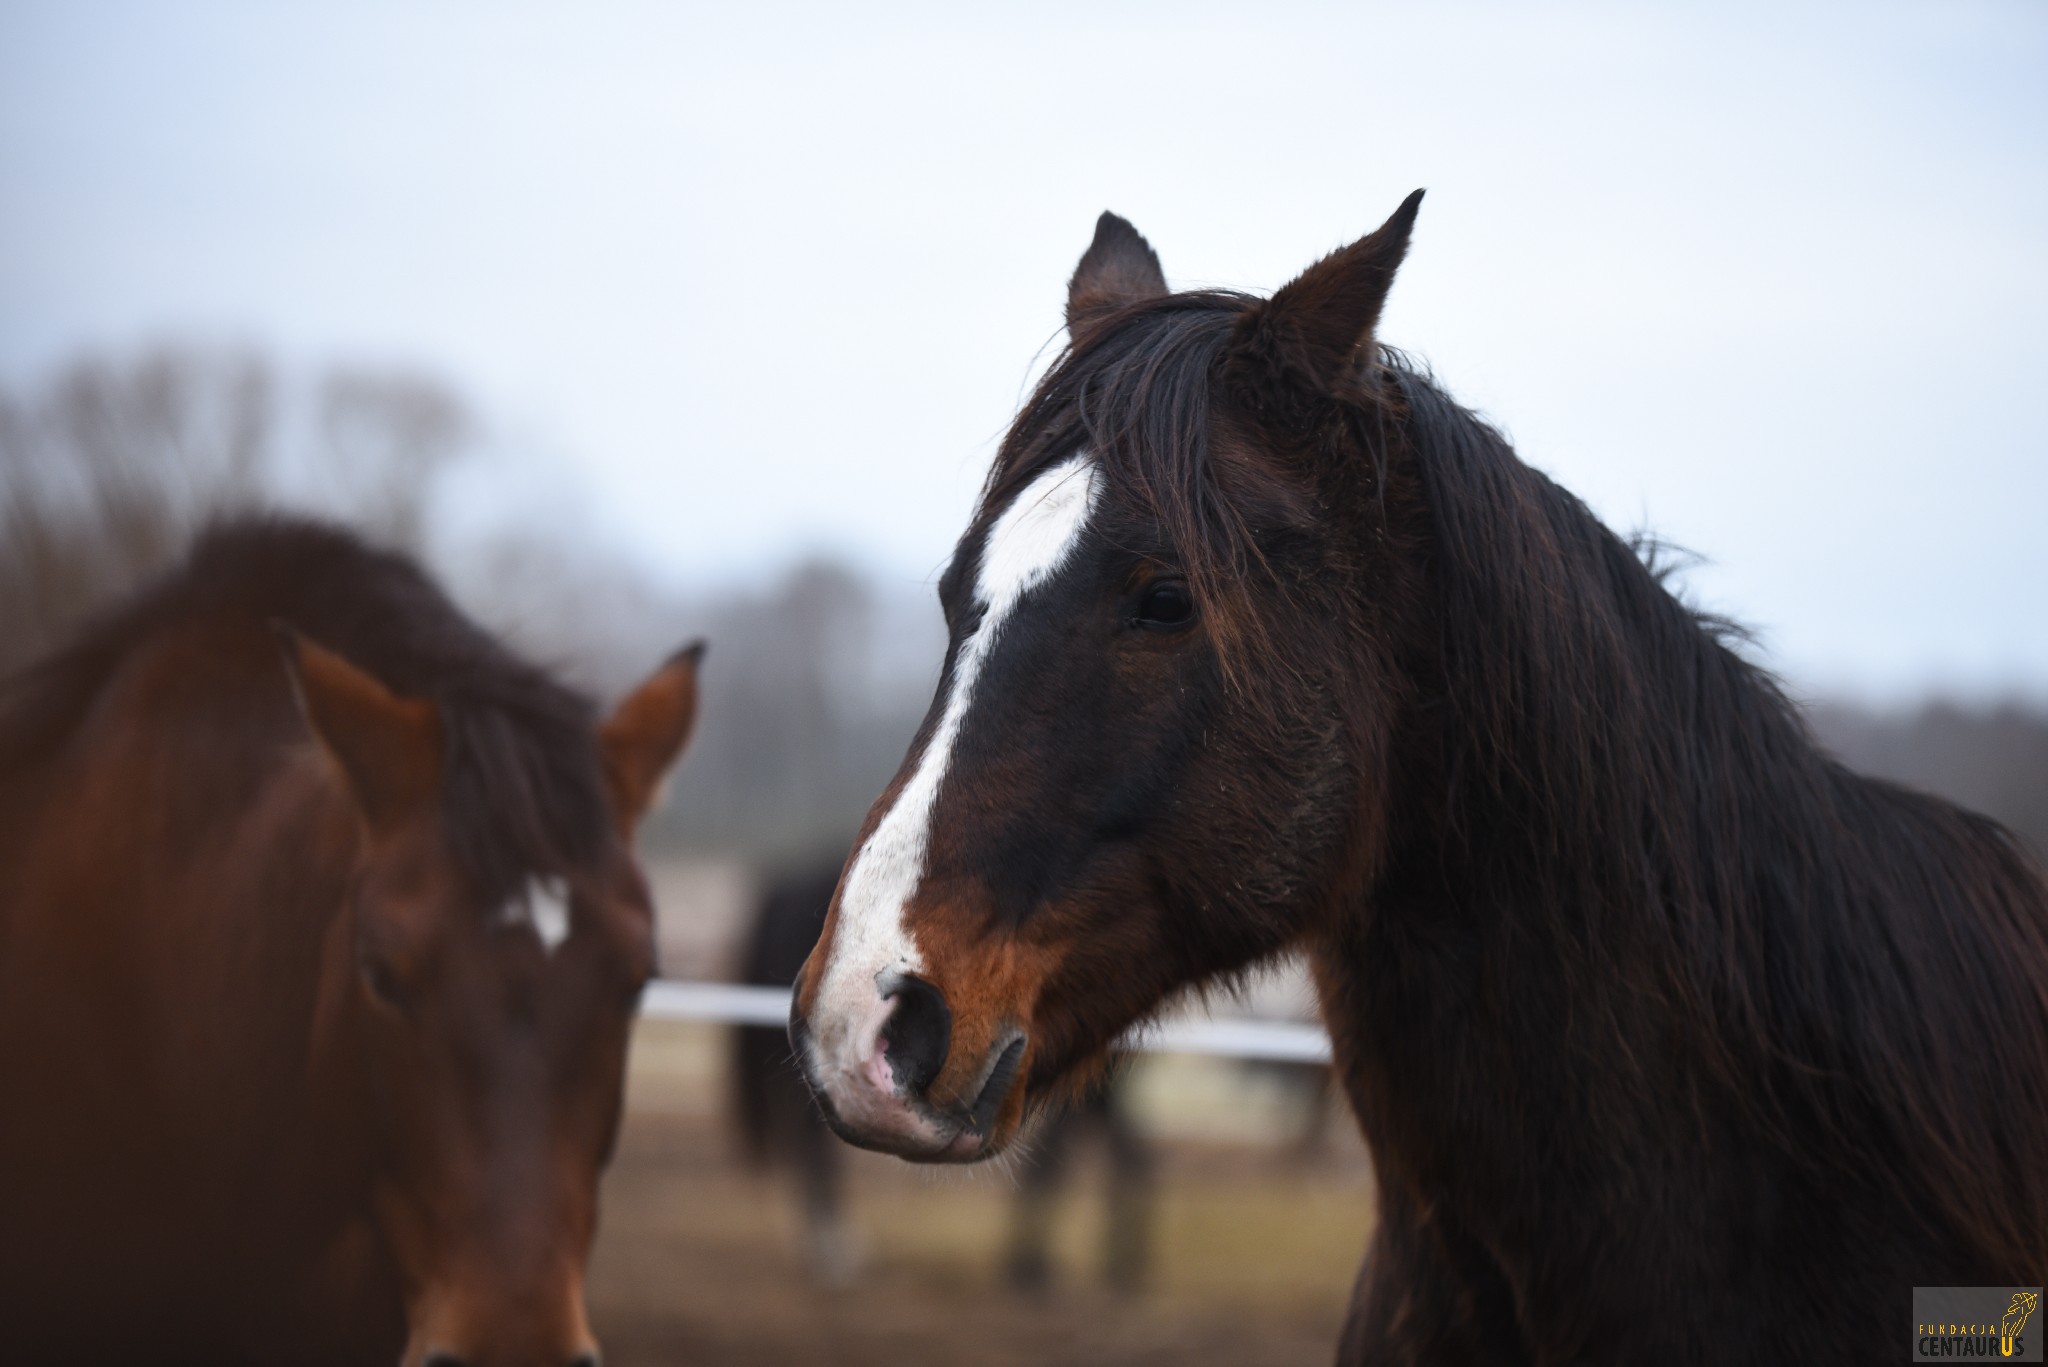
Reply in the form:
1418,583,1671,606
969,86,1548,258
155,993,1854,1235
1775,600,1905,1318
970,1033,1028,1134
568,1354,601,1367
422,1354,469,1367
880,974,951,1098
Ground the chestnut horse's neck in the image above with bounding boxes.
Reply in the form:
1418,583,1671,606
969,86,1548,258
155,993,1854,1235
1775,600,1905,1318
0,611,400,1322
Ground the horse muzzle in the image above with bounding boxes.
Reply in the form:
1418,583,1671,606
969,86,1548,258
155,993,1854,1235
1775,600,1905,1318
789,971,1028,1162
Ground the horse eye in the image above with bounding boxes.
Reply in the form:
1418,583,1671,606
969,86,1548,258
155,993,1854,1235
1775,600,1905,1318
360,954,410,1011
1134,581,1195,629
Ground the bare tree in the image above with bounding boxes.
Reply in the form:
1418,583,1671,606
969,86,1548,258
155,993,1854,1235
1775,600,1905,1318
315,368,467,555
446,538,942,860
0,344,467,674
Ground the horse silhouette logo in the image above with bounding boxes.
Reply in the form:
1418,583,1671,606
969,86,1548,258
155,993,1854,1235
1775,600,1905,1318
2007,1292,2041,1359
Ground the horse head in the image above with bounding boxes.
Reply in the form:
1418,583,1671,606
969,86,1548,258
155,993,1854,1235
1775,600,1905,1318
281,632,701,1367
791,194,1427,1160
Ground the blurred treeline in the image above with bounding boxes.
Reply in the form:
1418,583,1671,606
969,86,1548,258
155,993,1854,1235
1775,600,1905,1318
0,344,464,664
0,343,935,861
1808,703,2048,859
1,345,2041,861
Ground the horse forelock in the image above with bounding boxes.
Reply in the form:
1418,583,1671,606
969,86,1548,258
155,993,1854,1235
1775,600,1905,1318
987,295,1288,687
435,667,610,913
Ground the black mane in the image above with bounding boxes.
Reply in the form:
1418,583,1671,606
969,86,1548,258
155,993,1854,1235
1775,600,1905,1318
1393,366,2048,1271
0,516,611,906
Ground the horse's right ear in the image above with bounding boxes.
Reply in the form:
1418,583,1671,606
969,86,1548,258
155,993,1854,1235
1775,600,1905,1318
1066,212,1168,332
274,625,441,831
1230,189,1423,397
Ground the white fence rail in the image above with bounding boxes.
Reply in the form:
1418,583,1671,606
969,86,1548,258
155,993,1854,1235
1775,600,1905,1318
640,980,1333,1065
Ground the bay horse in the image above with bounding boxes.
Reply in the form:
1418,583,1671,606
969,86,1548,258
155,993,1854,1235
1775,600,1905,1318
790,195,2048,1363
0,518,700,1367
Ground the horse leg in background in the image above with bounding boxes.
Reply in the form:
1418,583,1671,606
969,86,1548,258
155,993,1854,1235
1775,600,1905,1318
794,1101,860,1288
1004,1101,1080,1293
732,1015,863,1289
1098,1073,1156,1296
734,862,858,1288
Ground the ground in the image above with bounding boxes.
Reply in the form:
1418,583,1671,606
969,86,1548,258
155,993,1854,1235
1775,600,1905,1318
585,1020,1374,1366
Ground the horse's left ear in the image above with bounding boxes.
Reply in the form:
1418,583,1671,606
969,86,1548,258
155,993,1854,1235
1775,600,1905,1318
1232,189,1424,395
1067,212,1169,332
599,641,704,835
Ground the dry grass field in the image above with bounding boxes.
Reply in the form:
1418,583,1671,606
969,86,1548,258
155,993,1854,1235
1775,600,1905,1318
585,1020,1376,1366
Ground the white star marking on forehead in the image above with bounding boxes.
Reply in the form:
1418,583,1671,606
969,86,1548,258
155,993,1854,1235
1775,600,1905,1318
505,874,571,955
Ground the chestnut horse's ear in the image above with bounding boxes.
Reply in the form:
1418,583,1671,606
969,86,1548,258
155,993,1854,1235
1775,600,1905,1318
1233,188,1424,395
1067,212,1168,332
274,625,441,831
599,641,704,835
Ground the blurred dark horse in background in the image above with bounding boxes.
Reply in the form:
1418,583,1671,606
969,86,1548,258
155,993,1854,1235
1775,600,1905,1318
0,519,700,1367
999,1061,1153,1298
733,862,861,1285
791,195,2048,1364
735,862,1153,1293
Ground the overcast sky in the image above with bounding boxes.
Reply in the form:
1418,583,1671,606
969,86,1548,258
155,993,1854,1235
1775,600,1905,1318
2,0,2042,702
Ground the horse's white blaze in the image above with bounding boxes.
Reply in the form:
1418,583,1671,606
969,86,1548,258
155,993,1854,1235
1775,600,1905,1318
809,455,1101,1082
506,874,572,955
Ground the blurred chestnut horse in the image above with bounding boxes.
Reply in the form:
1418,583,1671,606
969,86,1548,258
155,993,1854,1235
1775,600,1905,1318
0,519,699,1367
791,196,2048,1363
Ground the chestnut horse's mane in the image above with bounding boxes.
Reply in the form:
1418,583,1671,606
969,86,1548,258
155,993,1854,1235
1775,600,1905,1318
0,516,612,906
989,291,2048,1273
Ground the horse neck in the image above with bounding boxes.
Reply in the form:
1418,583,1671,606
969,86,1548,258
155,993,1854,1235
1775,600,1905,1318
198,723,380,1161
1310,476,2048,1281
16,619,374,1133
1362,406,1818,935
1306,431,1795,1142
